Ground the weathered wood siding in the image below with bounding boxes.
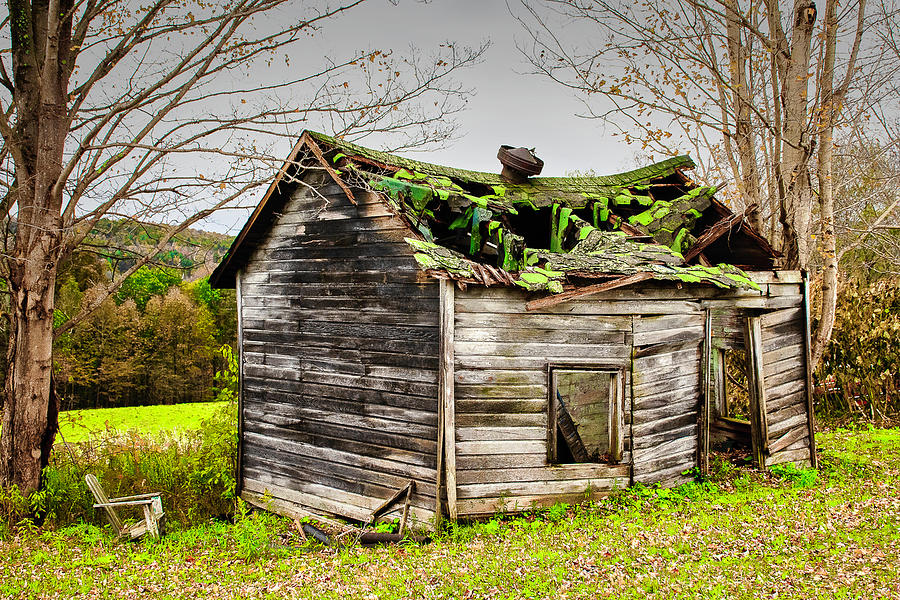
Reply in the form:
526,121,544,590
759,307,814,467
450,275,812,516
631,312,705,486
238,177,440,525
704,275,809,456
452,287,633,517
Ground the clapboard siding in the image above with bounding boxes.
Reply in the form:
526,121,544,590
452,287,634,517
239,178,440,523
709,306,746,349
760,307,813,467
632,313,704,486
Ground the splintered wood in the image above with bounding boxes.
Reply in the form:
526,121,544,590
525,272,653,311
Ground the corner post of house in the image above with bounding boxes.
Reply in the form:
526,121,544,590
801,271,818,468
235,269,245,496
437,278,457,521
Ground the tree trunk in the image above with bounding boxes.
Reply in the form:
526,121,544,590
0,268,59,493
778,0,818,269
0,0,72,494
724,0,762,230
812,0,840,369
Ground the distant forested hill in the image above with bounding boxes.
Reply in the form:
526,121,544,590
83,219,233,279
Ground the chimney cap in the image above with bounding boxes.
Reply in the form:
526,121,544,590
498,145,544,179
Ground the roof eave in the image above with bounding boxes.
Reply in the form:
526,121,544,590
210,132,319,288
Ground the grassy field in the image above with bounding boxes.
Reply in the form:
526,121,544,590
1,426,898,599
57,401,227,443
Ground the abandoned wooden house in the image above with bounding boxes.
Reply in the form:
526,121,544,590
210,131,817,527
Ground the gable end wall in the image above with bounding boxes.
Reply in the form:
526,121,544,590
237,174,440,525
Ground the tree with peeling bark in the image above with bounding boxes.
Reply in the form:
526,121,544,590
0,0,484,495
515,0,899,367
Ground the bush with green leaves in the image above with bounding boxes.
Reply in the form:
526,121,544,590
213,344,239,404
817,278,900,420
1,401,238,531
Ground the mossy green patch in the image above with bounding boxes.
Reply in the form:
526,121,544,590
313,132,765,295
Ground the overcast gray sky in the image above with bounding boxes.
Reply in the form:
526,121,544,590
328,0,632,175
204,0,647,233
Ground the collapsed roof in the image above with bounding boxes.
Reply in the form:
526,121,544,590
211,131,779,295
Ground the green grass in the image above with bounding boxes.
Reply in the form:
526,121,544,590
57,402,227,443
3,428,899,599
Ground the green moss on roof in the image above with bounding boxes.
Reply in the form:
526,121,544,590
308,130,695,209
626,186,715,248
406,233,759,292
407,239,476,279
308,131,760,294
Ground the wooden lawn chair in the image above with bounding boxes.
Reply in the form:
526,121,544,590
85,474,165,540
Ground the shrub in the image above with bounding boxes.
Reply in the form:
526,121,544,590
817,278,900,420
769,463,818,488
2,401,238,531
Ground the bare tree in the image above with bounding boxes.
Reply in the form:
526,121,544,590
0,0,485,493
834,134,900,278
516,0,899,367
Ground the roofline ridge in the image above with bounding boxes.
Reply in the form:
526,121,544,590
306,130,695,184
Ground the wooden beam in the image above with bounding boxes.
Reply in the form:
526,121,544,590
618,221,645,237
302,132,356,205
802,273,818,468
525,272,653,311
368,480,415,525
699,309,712,475
438,279,457,520
683,212,743,263
745,316,769,469
235,270,245,496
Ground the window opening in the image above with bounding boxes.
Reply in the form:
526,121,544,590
550,368,622,464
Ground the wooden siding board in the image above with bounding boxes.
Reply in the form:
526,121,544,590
456,454,550,470
242,445,437,501
243,393,437,427
456,426,548,441
237,180,441,525
243,403,437,439
455,490,617,516
457,463,629,485
244,380,437,412
244,413,437,459
456,477,628,499
452,290,637,517
631,314,703,483
243,477,434,525
754,306,814,469
242,431,435,482
632,372,701,399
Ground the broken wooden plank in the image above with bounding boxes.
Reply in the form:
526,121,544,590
438,279,457,520
801,273,818,468
745,316,769,468
683,211,744,263
700,309,712,476
525,272,654,311
368,480,415,525
555,393,590,463
301,131,356,204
